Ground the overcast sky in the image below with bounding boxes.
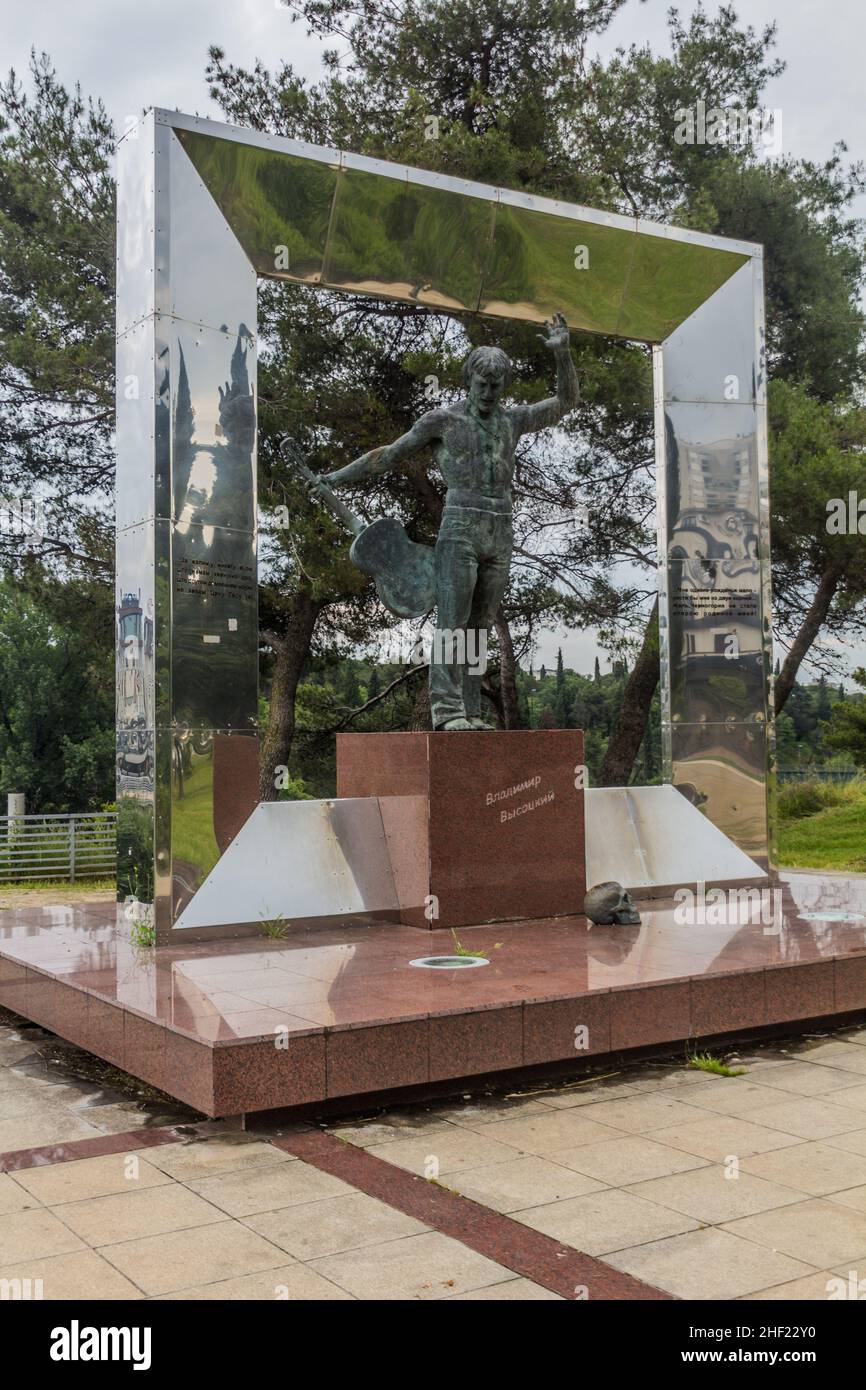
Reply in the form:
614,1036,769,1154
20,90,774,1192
5,0,863,679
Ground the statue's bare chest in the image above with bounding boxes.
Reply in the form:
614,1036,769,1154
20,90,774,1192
436,412,517,490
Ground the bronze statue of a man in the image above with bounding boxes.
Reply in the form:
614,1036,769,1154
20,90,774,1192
318,312,579,730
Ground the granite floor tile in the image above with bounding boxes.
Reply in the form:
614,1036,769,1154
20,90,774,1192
647,1115,802,1163
99,1220,290,1296
0,1248,144,1300
605,1227,815,1300
753,1096,866,1141
0,1207,85,1262
308,1230,516,1301
163,1264,354,1300
723,1198,866,1268
13,1152,172,1205
476,1110,623,1157
448,1155,606,1213
551,1136,710,1187
740,1140,866,1196
137,1137,291,1182
185,1159,355,1218
56,1183,228,1247
514,1187,699,1255
626,1165,803,1224
0,1171,38,1214
576,1093,708,1134
244,1191,427,1259
447,1278,562,1300
364,1128,521,1177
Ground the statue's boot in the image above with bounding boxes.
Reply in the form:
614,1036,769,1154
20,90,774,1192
436,717,475,731
468,717,496,729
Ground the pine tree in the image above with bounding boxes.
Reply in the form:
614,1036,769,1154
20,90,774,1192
556,647,565,689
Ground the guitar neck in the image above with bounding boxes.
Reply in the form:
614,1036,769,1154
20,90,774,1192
289,451,364,536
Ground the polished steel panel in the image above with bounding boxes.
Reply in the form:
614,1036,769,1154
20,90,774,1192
170,730,220,920
660,261,758,402
115,114,156,336
480,201,633,331
663,401,761,550
667,559,764,724
619,227,747,343
661,265,773,863
172,798,400,930
160,108,753,342
170,523,258,730
115,522,156,731
585,786,763,890
168,131,257,333
324,166,494,311
668,720,769,858
166,318,256,532
116,111,259,942
174,127,338,283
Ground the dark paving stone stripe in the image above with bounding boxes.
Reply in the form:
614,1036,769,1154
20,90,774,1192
272,1128,671,1301
0,1125,190,1173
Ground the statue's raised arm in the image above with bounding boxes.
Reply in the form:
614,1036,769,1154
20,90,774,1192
516,312,580,435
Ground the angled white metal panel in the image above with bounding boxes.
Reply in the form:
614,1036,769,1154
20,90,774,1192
585,785,765,893
172,798,399,930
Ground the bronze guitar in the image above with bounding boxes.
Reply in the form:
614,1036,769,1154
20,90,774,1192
287,446,436,620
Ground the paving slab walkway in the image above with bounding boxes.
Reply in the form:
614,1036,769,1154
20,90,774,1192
3,1009,866,1300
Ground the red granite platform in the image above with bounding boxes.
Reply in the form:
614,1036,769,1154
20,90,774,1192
1,871,865,1118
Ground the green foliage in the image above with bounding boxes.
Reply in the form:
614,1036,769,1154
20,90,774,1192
0,575,113,811
687,1052,746,1078
778,780,866,873
827,669,866,768
0,51,115,572
776,777,863,822
116,801,154,901
129,917,156,949
261,914,289,939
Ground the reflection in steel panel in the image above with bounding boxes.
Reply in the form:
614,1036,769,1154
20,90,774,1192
669,721,769,860
324,166,494,311
174,127,339,282
166,109,750,342
661,262,758,404
172,798,400,930
659,265,772,863
480,202,633,331
167,131,257,334
171,523,258,730
667,559,764,725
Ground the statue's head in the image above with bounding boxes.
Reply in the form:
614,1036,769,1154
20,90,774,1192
462,345,512,417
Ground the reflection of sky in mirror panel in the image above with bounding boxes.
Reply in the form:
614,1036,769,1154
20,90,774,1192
323,168,493,311
167,320,256,534
662,262,758,403
174,128,338,282
116,120,156,334
116,320,155,532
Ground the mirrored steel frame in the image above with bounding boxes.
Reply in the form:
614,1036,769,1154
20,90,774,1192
116,109,774,941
